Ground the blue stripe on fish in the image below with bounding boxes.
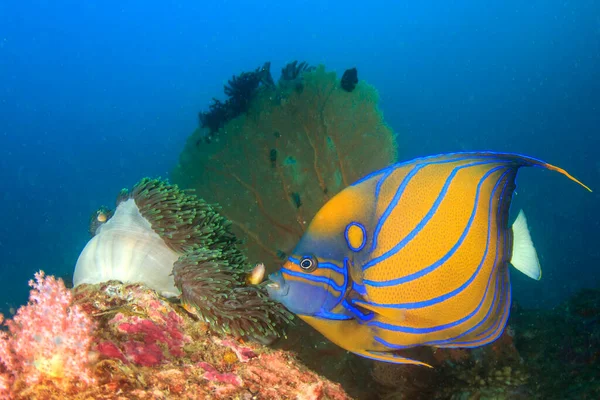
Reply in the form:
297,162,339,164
363,151,547,254
354,168,510,310
365,158,507,270
425,175,513,347
465,228,514,345
374,168,394,203
368,156,495,253
369,164,425,252
441,269,511,348
431,261,504,347
352,282,367,296
351,150,540,189
364,164,506,286
315,310,353,320
288,256,345,274
342,299,374,321
374,336,413,349
379,271,505,349
281,267,345,293
358,172,510,348
365,169,514,335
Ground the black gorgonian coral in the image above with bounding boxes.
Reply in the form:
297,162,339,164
279,60,315,82
198,62,275,139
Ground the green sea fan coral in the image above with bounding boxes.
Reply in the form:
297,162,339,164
74,178,292,338
172,65,398,269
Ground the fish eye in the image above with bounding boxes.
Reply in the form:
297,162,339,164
299,255,318,272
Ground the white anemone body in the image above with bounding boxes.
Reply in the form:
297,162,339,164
73,198,181,297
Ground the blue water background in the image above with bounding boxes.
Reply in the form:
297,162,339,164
0,1,598,314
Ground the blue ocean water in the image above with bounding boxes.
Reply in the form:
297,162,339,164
0,0,598,317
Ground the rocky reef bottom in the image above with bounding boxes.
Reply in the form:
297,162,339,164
273,289,600,400
1,280,598,399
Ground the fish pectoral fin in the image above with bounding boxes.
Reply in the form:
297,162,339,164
350,299,408,321
510,210,542,280
364,350,433,368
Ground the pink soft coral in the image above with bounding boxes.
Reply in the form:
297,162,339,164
0,271,95,393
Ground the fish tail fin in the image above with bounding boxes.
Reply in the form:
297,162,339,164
510,210,541,280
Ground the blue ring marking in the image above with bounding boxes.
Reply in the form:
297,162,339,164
344,222,367,252
355,169,510,310
366,159,504,268
365,164,506,286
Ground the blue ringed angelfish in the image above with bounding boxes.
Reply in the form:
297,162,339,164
266,151,591,367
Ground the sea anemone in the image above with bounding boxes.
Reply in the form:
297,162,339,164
74,178,207,297
173,252,292,338
73,178,292,338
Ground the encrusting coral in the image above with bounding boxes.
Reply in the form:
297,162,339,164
173,63,398,269
3,271,597,399
0,277,351,399
73,178,292,340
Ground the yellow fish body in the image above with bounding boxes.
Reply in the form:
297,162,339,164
266,152,590,366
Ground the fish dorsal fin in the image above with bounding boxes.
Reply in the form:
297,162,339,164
510,210,541,280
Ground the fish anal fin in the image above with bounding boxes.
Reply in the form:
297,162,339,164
364,350,433,367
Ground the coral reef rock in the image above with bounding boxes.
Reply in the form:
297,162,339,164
6,281,351,399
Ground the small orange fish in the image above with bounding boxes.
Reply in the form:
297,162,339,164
246,263,266,285
267,152,590,366
96,211,108,223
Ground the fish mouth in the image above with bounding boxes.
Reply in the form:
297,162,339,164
266,272,289,298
